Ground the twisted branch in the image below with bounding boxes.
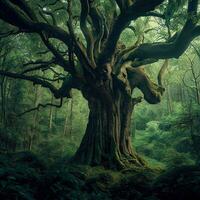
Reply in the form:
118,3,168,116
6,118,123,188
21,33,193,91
18,98,63,116
79,0,96,67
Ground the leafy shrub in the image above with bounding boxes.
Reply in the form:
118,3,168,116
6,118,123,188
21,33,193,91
146,121,160,133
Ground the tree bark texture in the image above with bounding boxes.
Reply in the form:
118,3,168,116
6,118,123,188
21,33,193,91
72,82,145,169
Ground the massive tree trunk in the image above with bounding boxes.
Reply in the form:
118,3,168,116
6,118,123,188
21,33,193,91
72,80,145,169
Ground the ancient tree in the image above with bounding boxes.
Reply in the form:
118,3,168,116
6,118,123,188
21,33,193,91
0,0,200,169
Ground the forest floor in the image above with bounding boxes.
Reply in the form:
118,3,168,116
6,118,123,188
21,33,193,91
1,151,200,200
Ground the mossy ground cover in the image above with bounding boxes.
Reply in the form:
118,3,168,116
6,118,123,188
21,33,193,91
1,152,200,200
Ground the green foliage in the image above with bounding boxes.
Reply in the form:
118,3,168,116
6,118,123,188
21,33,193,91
34,135,78,166
134,102,200,169
146,121,159,133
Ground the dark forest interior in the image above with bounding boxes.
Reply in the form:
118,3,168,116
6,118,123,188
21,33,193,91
0,0,200,199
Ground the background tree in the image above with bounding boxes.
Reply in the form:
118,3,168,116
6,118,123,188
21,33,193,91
0,0,200,169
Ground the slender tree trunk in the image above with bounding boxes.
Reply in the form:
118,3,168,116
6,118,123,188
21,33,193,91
54,104,58,123
33,85,40,144
194,83,200,105
49,94,54,131
63,101,69,136
72,83,145,169
190,63,200,105
63,98,73,137
165,83,173,114
179,83,184,106
0,76,6,126
28,133,33,151
69,97,73,137
131,109,136,138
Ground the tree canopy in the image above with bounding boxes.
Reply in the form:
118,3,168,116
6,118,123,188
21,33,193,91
0,0,199,101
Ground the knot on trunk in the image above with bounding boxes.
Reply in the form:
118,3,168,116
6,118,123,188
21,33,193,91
117,63,165,104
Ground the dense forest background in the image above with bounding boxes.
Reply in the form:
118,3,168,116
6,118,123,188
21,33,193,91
1,29,199,169
0,0,200,199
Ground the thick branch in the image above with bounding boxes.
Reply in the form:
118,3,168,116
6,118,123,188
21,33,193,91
79,0,96,67
98,0,164,64
127,67,164,104
0,69,61,97
125,0,200,61
0,0,93,76
89,5,105,58
0,70,80,99
125,26,200,60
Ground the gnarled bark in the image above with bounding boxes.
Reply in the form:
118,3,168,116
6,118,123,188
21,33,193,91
72,81,145,169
